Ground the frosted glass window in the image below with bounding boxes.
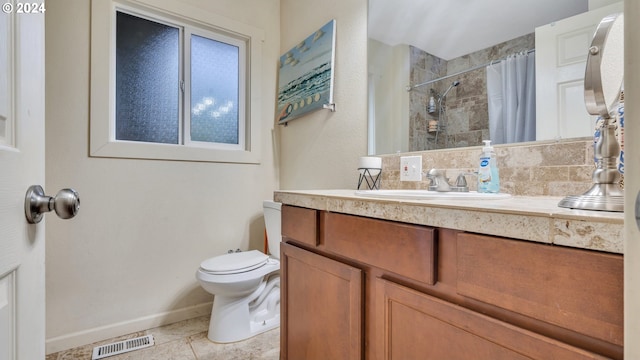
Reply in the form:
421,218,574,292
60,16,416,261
115,11,179,144
90,1,261,163
190,35,239,144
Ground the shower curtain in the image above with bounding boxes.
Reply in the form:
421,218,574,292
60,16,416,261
486,51,536,144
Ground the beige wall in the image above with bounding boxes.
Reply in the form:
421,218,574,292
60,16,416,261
279,0,368,189
44,0,280,353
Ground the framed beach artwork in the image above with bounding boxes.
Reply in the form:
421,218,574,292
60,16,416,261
276,19,336,125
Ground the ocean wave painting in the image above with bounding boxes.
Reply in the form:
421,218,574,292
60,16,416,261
277,19,336,124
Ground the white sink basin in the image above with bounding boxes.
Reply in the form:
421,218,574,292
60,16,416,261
354,189,511,200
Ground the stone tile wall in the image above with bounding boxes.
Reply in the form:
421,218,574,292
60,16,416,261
409,34,534,151
379,139,606,197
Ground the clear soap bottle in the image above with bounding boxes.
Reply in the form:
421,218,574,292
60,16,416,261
477,140,500,193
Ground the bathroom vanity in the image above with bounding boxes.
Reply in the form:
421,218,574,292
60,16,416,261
275,190,623,360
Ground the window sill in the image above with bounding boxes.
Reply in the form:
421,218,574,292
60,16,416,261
90,139,260,164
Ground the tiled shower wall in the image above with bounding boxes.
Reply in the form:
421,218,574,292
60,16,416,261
409,34,534,151
379,139,607,197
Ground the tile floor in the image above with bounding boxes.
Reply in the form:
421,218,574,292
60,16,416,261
45,315,280,360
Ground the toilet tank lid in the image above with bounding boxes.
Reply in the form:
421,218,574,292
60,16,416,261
263,200,281,210
200,250,269,274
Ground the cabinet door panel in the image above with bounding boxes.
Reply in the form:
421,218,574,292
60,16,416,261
281,243,362,360
375,278,608,360
457,233,623,346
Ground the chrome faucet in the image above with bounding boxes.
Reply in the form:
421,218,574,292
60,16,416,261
425,169,451,192
426,169,474,192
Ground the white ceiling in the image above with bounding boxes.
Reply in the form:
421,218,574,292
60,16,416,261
368,0,589,60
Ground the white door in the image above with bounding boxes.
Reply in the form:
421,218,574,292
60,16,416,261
625,2,640,358
0,4,46,360
535,1,623,141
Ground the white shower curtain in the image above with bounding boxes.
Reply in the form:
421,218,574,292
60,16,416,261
486,52,536,144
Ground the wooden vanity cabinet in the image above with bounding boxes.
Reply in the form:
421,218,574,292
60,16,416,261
280,205,623,360
280,206,436,360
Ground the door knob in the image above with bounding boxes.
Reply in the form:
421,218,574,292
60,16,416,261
25,185,80,224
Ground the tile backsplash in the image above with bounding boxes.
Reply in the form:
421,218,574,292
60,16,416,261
379,138,606,197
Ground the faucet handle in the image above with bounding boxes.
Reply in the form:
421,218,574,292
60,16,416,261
449,173,469,192
451,171,479,192
455,173,468,188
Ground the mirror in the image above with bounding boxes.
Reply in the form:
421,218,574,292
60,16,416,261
368,0,621,155
558,12,624,212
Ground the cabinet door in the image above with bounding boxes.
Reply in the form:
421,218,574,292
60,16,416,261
281,242,363,360
374,278,608,360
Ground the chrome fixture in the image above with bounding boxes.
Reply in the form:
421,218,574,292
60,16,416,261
426,169,475,192
426,169,451,192
558,12,624,212
440,81,460,100
25,185,80,224
406,52,533,92
450,172,478,192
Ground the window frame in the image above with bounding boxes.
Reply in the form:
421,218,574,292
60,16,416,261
90,0,263,163
184,27,247,151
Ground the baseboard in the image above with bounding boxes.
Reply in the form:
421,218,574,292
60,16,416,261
45,302,212,355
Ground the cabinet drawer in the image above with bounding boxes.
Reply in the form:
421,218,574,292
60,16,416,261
282,205,318,246
457,233,623,347
323,212,436,285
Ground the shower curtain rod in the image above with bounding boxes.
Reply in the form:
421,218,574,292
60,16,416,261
406,48,535,91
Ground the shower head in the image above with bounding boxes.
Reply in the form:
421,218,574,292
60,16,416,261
441,81,461,100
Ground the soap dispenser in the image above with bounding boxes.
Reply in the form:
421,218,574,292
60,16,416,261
477,140,500,193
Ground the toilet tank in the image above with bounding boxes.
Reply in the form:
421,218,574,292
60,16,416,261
263,200,282,259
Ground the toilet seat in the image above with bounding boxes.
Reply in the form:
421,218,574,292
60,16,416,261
200,250,270,275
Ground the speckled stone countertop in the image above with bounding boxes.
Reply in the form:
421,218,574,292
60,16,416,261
274,190,624,254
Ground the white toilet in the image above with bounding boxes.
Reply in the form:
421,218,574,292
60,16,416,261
196,200,282,343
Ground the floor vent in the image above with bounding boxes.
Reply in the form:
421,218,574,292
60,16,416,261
91,334,154,359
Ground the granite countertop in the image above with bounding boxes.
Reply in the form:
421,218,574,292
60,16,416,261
274,189,624,254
